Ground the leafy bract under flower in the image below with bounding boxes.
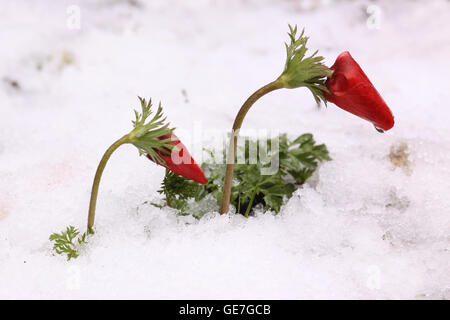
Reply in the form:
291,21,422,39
128,97,175,165
278,25,333,104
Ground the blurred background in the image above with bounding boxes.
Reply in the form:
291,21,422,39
2,0,449,152
1,0,450,299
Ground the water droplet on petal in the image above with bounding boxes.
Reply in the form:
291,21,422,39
374,126,384,133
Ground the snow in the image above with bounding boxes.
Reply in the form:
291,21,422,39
1,0,450,299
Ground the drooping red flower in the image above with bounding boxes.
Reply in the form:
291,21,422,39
147,133,208,184
325,51,394,131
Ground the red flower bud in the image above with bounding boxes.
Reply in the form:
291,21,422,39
325,51,394,131
147,134,208,184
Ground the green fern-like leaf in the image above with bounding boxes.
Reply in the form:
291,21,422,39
49,226,88,261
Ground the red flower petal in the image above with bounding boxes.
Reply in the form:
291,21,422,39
325,51,394,131
147,134,208,184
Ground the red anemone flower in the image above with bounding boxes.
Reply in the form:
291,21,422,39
147,133,208,184
325,51,394,131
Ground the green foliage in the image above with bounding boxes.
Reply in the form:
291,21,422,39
279,133,331,184
156,166,222,218
278,25,333,104
129,97,175,165
153,133,331,218
49,226,87,261
160,169,202,201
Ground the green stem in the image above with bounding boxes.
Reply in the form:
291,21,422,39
237,194,241,214
87,134,131,232
244,191,256,218
164,169,172,207
220,80,283,214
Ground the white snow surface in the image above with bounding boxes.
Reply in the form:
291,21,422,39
1,0,450,299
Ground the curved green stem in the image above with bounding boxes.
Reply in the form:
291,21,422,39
220,80,283,214
87,134,131,232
